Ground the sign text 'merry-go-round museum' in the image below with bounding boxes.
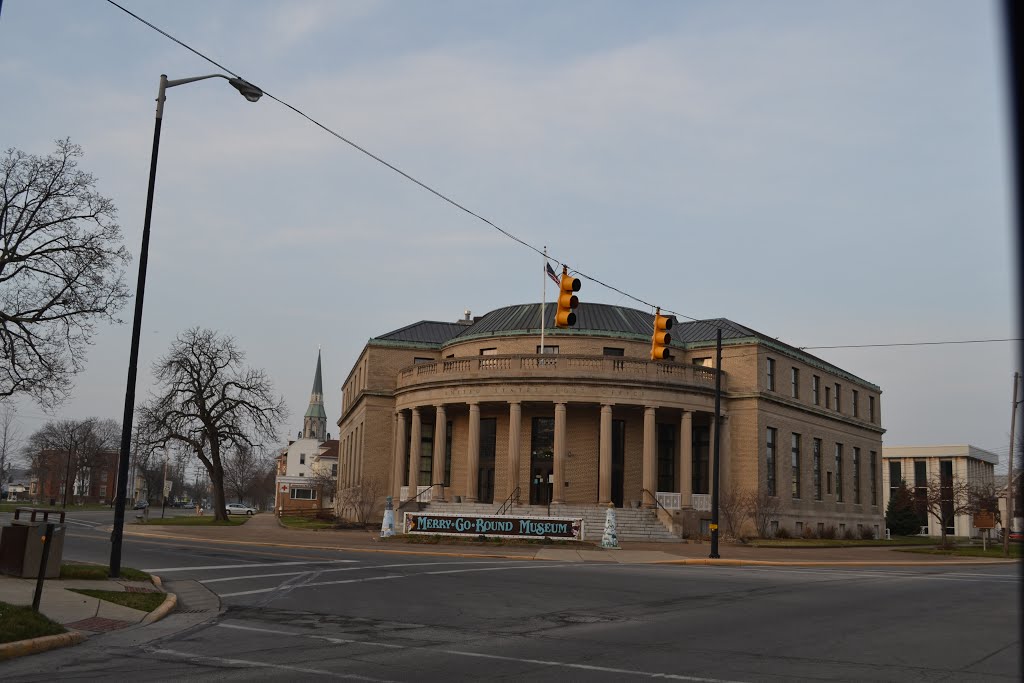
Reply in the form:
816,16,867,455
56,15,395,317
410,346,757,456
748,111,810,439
403,512,583,540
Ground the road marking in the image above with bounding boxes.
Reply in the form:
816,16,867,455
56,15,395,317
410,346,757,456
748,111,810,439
738,566,1019,583
210,623,745,681
443,650,747,682
201,559,506,584
219,562,581,598
148,648,393,681
218,622,405,648
141,559,358,572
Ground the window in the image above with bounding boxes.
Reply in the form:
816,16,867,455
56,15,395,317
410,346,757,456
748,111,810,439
889,461,902,496
835,444,844,502
289,488,316,500
825,386,831,409
791,367,800,398
299,453,306,465
536,345,559,354
791,433,801,499
869,451,878,506
692,357,711,367
812,376,820,405
444,422,453,487
796,521,804,535
869,396,876,422
766,427,777,496
817,522,825,536
834,383,841,411
852,447,861,504
770,520,779,536
480,348,497,355
766,358,776,391
657,423,676,493
413,357,433,364
813,438,822,500
480,347,498,368
331,463,338,477
603,347,625,357
419,427,434,487
852,390,859,417
914,461,928,529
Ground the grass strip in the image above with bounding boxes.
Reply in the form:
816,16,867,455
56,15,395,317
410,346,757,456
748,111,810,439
0,601,66,644
279,515,337,530
67,589,166,613
60,563,150,581
746,536,946,548
895,544,1023,559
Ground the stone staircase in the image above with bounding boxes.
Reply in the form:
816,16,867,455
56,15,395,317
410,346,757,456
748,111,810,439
410,501,680,543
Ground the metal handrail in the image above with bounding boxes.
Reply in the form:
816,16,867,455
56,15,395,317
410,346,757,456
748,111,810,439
396,483,444,513
495,486,521,516
641,488,679,535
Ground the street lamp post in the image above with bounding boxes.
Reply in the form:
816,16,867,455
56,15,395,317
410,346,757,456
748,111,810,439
109,73,262,578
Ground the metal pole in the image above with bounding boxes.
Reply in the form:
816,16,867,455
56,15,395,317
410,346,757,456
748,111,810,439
32,523,55,612
110,75,167,579
1005,372,1019,557
709,328,722,559
540,246,547,354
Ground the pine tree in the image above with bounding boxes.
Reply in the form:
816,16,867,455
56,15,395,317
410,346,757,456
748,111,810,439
885,481,921,536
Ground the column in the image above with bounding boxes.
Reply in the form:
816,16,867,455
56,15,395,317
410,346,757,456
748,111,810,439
679,410,693,508
507,401,522,504
432,404,447,502
553,402,567,504
599,404,613,504
465,401,480,503
642,406,656,507
407,407,421,498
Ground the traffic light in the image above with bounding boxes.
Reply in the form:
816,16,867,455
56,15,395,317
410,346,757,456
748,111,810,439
555,266,581,328
651,308,674,360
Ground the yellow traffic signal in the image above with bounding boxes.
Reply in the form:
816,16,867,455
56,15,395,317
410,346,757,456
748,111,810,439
651,308,674,360
555,266,581,328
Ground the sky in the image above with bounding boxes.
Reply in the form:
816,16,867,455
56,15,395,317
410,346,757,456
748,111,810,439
0,1,1018,468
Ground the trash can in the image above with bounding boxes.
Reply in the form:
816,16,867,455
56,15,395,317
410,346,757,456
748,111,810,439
0,508,66,578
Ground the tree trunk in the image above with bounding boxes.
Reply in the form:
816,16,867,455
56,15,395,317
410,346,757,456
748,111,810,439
210,469,228,522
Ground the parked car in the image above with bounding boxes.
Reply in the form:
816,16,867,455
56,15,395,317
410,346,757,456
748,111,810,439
133,499,149,510
225,503,256,516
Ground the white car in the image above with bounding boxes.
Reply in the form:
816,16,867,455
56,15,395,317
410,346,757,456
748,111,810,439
225,503,256,516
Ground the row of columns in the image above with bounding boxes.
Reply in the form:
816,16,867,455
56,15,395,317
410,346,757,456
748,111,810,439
393,401,728,508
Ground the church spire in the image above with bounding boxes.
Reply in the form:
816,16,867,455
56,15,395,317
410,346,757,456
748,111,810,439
303,349,327,441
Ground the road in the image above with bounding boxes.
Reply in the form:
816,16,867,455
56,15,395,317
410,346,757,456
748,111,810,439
1,509,1020,681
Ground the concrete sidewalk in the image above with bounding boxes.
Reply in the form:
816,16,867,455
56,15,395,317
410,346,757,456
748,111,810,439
0,576,161,634
124,512,1020,566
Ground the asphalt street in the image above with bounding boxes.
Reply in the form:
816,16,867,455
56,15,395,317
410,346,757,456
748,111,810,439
0,510,1019,681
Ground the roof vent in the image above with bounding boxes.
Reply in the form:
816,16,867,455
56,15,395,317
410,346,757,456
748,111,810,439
464,309,472,321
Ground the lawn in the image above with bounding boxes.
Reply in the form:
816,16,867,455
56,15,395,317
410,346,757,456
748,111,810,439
60,563,150,581
132,515,248,526
0,601,66,645
67,589,166,613
746,536,946,548
0,502,113,514
278,515,337,530
896,544,1023,559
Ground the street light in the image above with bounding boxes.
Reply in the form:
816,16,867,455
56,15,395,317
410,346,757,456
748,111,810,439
109,73,262,578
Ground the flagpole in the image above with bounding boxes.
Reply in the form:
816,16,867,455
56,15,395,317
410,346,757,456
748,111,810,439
540,246,546,354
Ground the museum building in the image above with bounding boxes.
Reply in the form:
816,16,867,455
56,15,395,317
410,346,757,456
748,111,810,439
336,303,885,538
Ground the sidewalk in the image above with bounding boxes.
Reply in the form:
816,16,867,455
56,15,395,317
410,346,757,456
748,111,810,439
124,513,1020,566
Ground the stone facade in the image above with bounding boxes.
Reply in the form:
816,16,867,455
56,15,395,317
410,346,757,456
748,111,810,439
337,304,885,537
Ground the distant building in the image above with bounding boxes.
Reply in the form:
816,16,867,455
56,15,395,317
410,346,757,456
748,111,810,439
881,445,997,538
275,350,338,514
28,449,119,505
337,303,885,539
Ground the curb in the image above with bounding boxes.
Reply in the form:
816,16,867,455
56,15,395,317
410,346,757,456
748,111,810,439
654,558,1021,567
141,590,177,625
0,630,86,662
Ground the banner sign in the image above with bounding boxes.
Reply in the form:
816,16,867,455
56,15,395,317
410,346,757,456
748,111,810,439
403,512,583,540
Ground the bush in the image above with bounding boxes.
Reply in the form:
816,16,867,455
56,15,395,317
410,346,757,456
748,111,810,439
842,527,857,540
859,526,875,540
774,526,791,539
801,525,817,539
820,525,837,539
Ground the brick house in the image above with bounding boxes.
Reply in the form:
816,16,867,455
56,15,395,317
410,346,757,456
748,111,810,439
30,448,119,505
337,303,885,539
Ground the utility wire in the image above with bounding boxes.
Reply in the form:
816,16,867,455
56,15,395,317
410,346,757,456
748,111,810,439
800,338,1021,350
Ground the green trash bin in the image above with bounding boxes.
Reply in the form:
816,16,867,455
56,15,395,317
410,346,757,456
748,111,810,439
0,508,66,578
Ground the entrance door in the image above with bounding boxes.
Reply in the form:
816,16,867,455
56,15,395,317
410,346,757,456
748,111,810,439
478,418,496,504
530,460,553,506
612,419,625,508
530,417,554,505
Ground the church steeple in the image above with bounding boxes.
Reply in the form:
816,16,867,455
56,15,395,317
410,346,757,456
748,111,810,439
303,349,327,441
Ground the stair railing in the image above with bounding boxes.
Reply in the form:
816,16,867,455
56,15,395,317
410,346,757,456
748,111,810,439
495,486,521,516
396,483,444,514
641,488,681,537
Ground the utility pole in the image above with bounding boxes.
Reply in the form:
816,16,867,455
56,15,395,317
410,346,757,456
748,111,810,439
709,328,722,559
1006,372,1020,557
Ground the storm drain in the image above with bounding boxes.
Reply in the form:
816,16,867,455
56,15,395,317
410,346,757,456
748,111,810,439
176,609,212,614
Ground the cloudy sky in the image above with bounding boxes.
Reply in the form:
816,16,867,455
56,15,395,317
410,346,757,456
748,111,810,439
1,1,1017,465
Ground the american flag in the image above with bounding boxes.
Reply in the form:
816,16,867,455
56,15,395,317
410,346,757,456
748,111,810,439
545,262,560,285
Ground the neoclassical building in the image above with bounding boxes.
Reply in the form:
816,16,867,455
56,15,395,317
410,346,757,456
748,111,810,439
337,303,885,537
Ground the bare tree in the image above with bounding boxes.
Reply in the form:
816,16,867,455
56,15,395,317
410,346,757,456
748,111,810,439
137,328,287,521
339,476,386,526
24,417,118,504
741,489,783,538
0,140,130,405
308,460,338,513
922,474,973,548
719,482,748,539
0,405,21,488
222,444,270,505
